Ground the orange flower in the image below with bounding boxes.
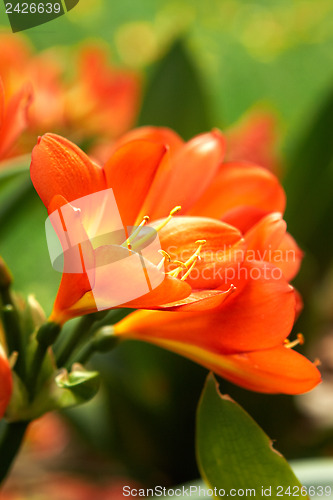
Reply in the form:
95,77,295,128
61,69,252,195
30,131,321,394
110,212,319,394
0,342,12,418
31,131,294,324
64,45,140,140
0,77,32,161
0,34,141,150
0,33,65,135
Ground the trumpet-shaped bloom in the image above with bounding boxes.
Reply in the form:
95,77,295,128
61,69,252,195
0,342,12,418
30,130,320,395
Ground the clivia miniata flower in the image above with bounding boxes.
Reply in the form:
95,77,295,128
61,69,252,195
0,34,140,148
30,129,321,394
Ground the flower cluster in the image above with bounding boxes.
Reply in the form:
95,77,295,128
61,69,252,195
30,127,321,394
0,33,140,162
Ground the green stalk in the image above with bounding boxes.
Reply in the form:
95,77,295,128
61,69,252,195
66,325,118,368
26,322,61,398
55,314,98,368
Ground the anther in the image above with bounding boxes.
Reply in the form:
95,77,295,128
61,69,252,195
123,215,150,250
284,333,305,349
168,261,187,278
157,250,172,271
183,240,207,269
154,206,182,233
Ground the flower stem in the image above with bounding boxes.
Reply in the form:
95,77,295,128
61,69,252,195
66,326,118,368
26,322,61,398
0,420,29,485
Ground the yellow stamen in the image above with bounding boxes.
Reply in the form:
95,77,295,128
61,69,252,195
284,333,304,349
154,206,181,232
122,215,150,250
157,250,171,271
183,239,206,267
167,239,207,281
180,259,198,281
168,261,187,278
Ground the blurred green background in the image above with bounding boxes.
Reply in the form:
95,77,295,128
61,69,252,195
1,0,333,490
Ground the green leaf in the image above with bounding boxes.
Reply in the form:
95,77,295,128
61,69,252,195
196,374,306,499
138,38,212,140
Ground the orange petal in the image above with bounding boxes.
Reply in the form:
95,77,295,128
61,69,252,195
222,205,274,234
103,140,167,227
244,213,302,281
110,126,184,154
114,313,320,394
49,198,96,325
30,133,106,208
145,130,226,220
143,340,321,394
0,345,12,418
189,161,286,228
157,286,236,312
115,262,296,355
214,346,321,394
156,216,246,290
272,232,303,282
121,275,192,309
60,247,191,321
244,212,286,254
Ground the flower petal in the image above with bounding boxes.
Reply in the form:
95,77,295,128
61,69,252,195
114,311,319,394
273,232,303,282
62,247,191,320
121,275,192,309
49,197,96,324
146,130,226,220
157,286,236,312
30,133,106,209
244,212,286,254
103,140,167,227
189,161,286,229
244,213,303,282
111,125,184,153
